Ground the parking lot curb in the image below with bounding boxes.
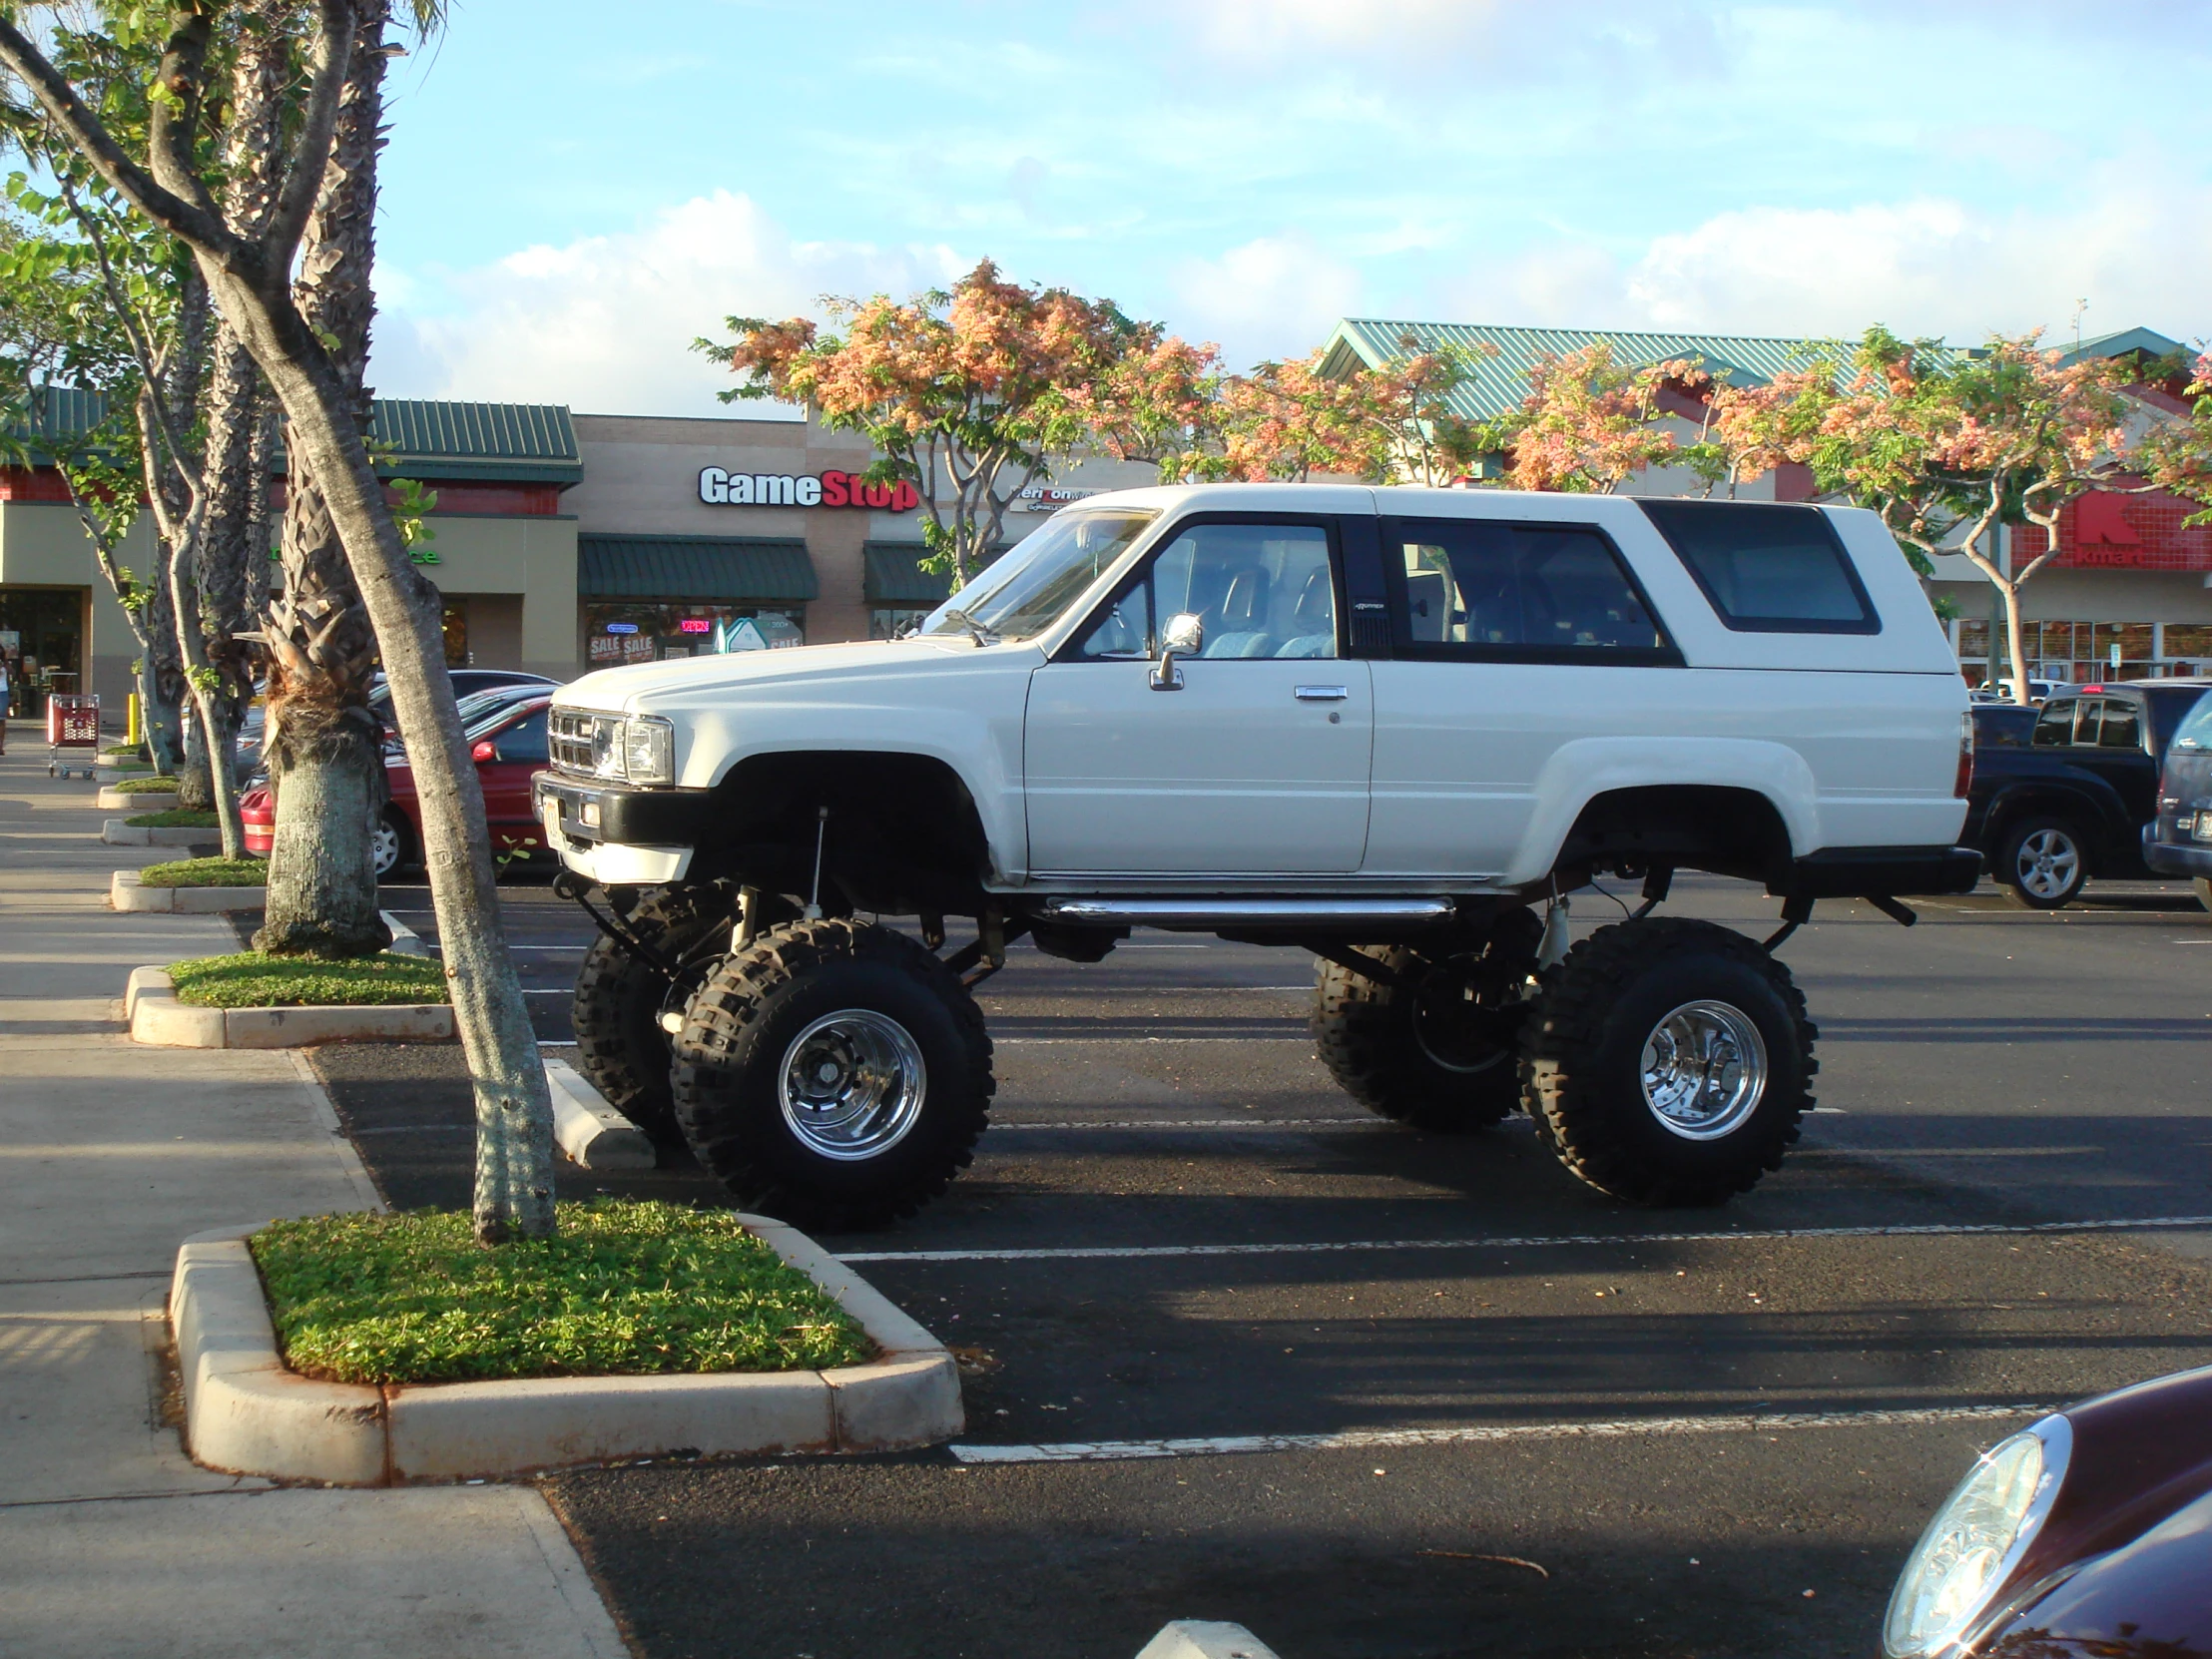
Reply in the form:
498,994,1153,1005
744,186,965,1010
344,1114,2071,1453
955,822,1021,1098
171,1218,963,1484
126,966,455,1048
96,787,179,810
545,1057,656,1170
103,818,219,847
111,868,269,912
381,910,433,957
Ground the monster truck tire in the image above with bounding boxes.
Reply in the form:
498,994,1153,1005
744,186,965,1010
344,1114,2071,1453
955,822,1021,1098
572,885,734,1140
1311,909,1541,1132
1519,917,1816,1207
669,918,993,1231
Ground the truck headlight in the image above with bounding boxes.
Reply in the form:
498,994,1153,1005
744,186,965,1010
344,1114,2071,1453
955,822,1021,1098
1883,1417,2069,1659
621,717,674,785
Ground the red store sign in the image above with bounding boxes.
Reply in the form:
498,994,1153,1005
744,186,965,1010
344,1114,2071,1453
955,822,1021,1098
698,467,918,512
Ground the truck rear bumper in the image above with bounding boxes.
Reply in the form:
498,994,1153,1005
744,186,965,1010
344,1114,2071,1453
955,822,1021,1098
1779,845,1983,899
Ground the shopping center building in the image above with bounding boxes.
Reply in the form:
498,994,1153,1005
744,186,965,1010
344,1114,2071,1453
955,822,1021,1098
0,400,1155,713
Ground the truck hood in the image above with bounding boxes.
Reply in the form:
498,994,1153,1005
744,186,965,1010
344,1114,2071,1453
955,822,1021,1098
554,637,1013,714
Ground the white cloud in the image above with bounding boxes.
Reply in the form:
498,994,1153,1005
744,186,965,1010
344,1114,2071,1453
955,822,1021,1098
1169,233,1366,364
1440,185,2212,346
369,191,963,416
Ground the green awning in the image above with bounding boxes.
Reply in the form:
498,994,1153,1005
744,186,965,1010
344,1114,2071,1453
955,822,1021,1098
863,541,952,605
579,534,818,602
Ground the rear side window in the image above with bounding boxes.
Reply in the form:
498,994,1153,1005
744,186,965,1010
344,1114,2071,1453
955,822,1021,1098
2174,693,2212,751
1382,518,1676,665
2032,699,2078,748
2098,701,2143,751
1639,501,1879,634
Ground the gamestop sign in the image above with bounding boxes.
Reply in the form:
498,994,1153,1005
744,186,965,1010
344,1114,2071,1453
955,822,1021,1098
698,467,918,512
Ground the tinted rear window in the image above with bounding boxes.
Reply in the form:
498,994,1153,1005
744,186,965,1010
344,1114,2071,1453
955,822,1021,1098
1638,501,1879,634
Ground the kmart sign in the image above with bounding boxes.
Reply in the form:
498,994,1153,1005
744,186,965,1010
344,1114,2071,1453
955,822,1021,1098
698,467,918,512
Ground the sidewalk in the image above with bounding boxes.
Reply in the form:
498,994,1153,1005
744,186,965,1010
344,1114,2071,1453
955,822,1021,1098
0,751,628,1658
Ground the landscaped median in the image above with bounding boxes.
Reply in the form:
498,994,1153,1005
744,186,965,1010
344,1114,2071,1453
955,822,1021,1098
95,775,181,810
128,950,454,1047
172,1201,964,1482
111,857,269,913
104,808,222,846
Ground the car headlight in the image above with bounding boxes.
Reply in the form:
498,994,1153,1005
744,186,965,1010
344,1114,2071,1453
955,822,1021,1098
1884,1416,2070,1659
620,717,674,786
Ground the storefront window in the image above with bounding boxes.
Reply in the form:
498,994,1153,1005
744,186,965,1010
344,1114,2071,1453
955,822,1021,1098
584,602,806,667
441,601,469,668
0,588,86,716
869,607,931,640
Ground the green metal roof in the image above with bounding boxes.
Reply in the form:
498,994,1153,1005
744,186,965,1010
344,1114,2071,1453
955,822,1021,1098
368,399,581,484
863,541,950,604
4,387,581,484
2047,327,2186,367
578,534,819,602
1319,319,1848,420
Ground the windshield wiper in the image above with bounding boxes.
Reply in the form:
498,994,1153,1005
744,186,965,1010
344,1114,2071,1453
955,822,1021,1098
936,607,999,647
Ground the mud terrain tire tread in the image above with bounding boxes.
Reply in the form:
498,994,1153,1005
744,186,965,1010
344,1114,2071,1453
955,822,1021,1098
1520,916,1817,1207
572,885,732,1139
1311,940,1525,1133
670,918,993,1231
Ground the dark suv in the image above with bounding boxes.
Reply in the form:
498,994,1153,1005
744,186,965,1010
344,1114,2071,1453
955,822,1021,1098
2143,690,2212,911
1963,681,2210,907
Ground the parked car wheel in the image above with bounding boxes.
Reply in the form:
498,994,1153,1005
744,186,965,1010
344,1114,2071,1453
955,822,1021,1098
370,809,414,880
571,885,736,1140
1995,816,2089,909
670,918,993,1230
1311,908,1541,1132
1520,917,1816,1207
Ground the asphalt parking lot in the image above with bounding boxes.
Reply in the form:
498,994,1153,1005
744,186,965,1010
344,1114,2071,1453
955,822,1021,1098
314,873,2212,1659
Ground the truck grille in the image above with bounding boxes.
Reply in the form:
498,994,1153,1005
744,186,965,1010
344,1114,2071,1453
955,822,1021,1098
549,709,621,777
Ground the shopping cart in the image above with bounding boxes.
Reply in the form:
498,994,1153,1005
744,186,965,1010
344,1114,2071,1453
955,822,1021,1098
46,694,100,780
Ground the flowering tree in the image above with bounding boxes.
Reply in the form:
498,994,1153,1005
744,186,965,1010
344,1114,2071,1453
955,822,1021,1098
2138,351,2212,523
1478,341,1712,493
701,263,1186,586
1725,327,2137,703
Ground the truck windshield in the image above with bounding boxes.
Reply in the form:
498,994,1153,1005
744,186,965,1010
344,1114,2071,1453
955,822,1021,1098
921,508,1159,642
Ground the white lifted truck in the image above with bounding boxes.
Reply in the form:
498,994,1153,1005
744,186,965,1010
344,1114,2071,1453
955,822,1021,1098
534,484,1978,1229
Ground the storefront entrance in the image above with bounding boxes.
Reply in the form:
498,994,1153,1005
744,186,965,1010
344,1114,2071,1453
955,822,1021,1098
583,601,804,667
0,587,88,717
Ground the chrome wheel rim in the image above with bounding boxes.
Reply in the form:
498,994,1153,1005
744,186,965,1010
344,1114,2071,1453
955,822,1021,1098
2015,829,2079,899
1640,999,1768,1140
370,820,400,878
777,1008,927,1162
1410,975,1512,1074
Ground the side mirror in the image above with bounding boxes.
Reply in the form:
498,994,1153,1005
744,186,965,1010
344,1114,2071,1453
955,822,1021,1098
1151,612,1204,691
470,739,498,763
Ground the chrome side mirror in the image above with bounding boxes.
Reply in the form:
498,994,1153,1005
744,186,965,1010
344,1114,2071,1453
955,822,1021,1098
1151,613,1203,691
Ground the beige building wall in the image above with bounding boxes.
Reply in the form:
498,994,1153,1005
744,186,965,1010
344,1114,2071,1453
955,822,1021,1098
0,501,156,710
418,514,580,679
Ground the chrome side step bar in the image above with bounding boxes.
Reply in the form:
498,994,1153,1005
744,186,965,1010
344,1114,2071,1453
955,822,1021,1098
1033,897,1457,929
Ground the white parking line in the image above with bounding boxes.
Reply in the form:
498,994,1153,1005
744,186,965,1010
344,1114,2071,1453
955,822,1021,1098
836,1213,2212,1265
992,1117,1379,1131
995,1036,1311,1045
950,1401,2050,1464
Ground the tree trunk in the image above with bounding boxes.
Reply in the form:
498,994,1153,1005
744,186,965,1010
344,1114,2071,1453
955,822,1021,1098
231,2,552,1240
256,8,386,959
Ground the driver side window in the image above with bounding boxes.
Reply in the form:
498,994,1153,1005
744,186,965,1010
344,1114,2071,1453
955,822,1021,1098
1076,522,1339,661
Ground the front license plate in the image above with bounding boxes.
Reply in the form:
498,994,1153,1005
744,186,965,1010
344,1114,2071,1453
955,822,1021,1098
542,801,565,847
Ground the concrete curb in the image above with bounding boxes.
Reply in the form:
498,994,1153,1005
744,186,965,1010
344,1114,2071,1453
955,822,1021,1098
545,1057,656,1170
172,1219,963,1483
97,787,179,810
127,966,455,1048
111,867,269,913
93,764,157,785
381,910,433,957
103,818,219,847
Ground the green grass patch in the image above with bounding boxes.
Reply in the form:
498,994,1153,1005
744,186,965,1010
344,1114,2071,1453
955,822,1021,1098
167,950,446,1008
250,1202,872,1385
101,744,149,760
124,808,218,829
113,775,180,795
139,856,267,888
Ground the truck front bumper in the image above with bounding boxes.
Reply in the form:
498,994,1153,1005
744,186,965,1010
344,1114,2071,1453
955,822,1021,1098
532,774,711,886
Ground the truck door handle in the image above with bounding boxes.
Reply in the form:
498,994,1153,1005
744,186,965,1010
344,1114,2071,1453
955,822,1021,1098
1294,685,1350,702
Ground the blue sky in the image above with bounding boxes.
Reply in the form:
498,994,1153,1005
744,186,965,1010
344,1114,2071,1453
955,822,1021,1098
367,0,2212,416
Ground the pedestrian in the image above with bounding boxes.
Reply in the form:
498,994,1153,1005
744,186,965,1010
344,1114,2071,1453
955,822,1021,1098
0,654,11,755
